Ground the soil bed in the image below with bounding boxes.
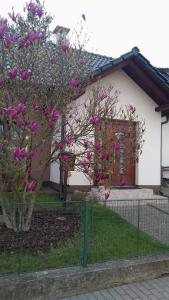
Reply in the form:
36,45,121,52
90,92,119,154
0,209,80,252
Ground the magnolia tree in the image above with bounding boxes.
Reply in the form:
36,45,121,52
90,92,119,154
0,1,145,232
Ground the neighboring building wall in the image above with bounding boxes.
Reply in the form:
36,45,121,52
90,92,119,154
162,121,169,179
162,121,169,167
50,69,162,187
50,162,60,184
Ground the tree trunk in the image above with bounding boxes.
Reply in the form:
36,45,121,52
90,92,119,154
1,200,34,232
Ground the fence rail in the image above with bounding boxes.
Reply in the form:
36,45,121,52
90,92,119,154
1,197,169,275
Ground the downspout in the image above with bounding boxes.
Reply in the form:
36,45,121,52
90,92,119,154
161,115,169,187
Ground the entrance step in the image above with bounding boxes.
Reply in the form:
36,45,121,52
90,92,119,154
91,186,166,201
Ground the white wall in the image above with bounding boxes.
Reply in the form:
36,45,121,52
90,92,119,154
50,162,60,183
51,69,162,186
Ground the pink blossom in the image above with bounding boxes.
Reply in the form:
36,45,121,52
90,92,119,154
114,143,120,151
17,119,25,128
57,142,65,149
51,108,60,122
43,107,49,116
86,152,92,161
0,143,4,151
32,103,39,110
90,116,100,126
128,104,136,113
78,58,85,65
80,159,90,167
8,8,18,23
63,154,69,161
61,42,69,53
65,136,73,145
20,70,32,80
17,103,26,115
13,147,28,161
0,78,5,87
27,2,43,18
26,181,36,191
26,32,43,43
104,191,110,201
0,19,8,39
83,139,89,149
70,79,78,88
100,91,108,101
29,121,39,133
95,143,102,150
8,69,17,79
3,107,17,120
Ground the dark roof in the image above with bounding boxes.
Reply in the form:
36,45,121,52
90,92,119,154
88,47,169,113
85,52,114,72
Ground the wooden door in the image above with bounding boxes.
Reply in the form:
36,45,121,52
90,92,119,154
95,120,136,186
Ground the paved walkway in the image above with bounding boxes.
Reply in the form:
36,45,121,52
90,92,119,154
107,200,169,244
62,276,169,299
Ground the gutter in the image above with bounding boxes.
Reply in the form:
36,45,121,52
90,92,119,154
161,115,169,188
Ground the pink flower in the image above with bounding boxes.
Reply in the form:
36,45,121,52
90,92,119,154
27,2,43,18
95,143,102,150
17,103,26,115
17,119,25,128
114,143,120,151
0,78,5,87
51,108,60,122
83,139,89,149
104,191,110,201
0,19,8,39
3,107,17,120
70,79,78,88
65,136,73,145
13,147,28,161
8,69,17,79
90,116,100,126
61,42,69,53
32,103,39,110
86,152,92,161
80,159,90,167
78,58,85,65
26,181,36,191
20,70,32,80
29,121,39,133
43,107,49,117
100,91,108,101
8,8,18,23
63,154,69,161
128,104,136,113
57,142,65,149
0,143,4,151
26,32,43,43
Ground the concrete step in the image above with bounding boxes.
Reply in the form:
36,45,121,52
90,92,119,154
91,186,166,201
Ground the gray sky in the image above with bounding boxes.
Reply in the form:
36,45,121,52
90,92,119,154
1,0,169,67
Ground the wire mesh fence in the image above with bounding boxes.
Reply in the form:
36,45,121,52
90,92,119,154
1,196,169,275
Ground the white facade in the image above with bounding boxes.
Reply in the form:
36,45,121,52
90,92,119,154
50,69,162,186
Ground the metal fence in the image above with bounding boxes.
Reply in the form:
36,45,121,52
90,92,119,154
1,197,169,275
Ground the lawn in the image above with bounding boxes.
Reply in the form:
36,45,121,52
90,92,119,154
0,192,169,275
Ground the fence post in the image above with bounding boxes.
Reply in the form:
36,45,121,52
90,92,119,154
136,199,140,258
83,200,89,268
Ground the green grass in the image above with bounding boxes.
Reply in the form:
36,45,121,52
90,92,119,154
0,193,169,274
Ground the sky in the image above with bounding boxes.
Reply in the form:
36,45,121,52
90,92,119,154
1,0,169,67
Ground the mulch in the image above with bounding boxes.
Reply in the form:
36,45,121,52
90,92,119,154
0,209,80,252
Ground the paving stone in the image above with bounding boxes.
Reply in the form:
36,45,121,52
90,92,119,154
61,276,169,300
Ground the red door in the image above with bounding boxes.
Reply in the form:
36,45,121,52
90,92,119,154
95,120,136,187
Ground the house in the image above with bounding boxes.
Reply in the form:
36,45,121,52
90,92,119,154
44,47,169,193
